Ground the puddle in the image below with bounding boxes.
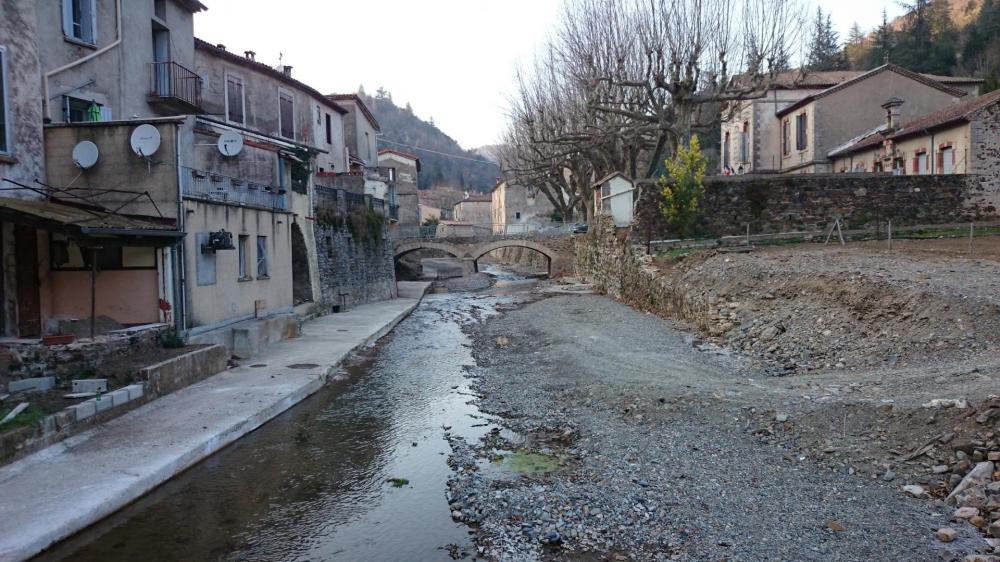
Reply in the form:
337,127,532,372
490,450,561,474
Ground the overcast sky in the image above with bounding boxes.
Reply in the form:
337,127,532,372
196,1,906,150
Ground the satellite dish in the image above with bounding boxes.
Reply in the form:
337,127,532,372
218,131,244,157
130,124,161,157
72,141,100,169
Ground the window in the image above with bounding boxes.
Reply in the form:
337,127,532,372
50,233,156,270
256,236,268,278
723,132,731,168
0,46,8,154
740,122,749,163
515,211,521,220
325,114,332,144
278,89,295,139
915,151,929,175
63,96,107,123
795,113,807,151
154,0,167,20
782,120,790,156
63,0,96,45
225,74,245,124
238,235,249,280
364,131,371,159
940,147,954,174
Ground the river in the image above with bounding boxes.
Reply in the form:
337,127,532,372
35,289,514,562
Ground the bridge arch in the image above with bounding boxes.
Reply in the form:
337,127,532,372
393,240,465,260
470,239,558,276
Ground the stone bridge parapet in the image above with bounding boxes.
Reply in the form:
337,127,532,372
392,234,576,276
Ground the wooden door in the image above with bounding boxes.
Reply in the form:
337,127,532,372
14,225,40,337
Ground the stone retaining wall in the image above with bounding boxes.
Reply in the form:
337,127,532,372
314,219,396,310
637,173,998,239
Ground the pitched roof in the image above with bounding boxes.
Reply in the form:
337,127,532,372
829,89,1000,157
920,73,985,86
591,171,633,188
775,64,968,118
454,193,492,205
890,88,1000,140
378,148,419,162
328,94,381,132
194,39,348,115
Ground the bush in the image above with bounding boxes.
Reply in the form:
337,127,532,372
659,136,708,238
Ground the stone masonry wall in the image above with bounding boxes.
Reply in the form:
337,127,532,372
638,173,998,239
969,102,1000,211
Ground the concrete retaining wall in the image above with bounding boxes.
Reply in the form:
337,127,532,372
140,345,230,397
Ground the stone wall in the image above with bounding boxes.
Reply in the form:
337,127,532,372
313,188,397,309
638,173,998,239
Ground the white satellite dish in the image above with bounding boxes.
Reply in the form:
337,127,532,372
72,141,100,169
130,124,161,157
218,131,244,157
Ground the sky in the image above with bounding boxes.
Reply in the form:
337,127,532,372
196,1,907,150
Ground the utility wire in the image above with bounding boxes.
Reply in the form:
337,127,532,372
377,137,501,166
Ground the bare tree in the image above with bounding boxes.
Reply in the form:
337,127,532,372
500,0,806,219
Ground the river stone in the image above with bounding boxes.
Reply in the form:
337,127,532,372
936,527,958,542
947,461,995,505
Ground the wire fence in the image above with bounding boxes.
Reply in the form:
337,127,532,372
646,219,1000,256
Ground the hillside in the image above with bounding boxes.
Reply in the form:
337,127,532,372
360,90,499,191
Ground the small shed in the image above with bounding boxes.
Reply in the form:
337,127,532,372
592,172,636,227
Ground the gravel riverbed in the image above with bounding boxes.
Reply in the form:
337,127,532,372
447,293,989,561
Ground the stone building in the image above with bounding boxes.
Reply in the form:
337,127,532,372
378,149,421,227
720,65,983,175
328,94,380,169
452,193,492,226
490,181,557,234
0,0,204,338
829,90,1000,208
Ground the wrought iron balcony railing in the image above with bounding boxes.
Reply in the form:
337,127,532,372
180,167,287,211
148,61,203,111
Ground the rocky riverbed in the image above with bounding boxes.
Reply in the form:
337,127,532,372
447,291,1000,561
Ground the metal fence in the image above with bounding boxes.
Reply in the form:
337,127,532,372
180,167,286,210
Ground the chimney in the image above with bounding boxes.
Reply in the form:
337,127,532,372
216,43,226,51
244,50,256,61
282,65,293,78
882,97,904,132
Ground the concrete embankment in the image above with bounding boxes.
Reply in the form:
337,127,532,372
0,282,430,562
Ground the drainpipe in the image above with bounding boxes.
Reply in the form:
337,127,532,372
43,0,123,121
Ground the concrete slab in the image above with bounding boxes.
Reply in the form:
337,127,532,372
109,390,130,407
0,289,431,562
93,397,112,413
71,379,107,393
124,384,143,401
8,377,56,393
70,401,96,422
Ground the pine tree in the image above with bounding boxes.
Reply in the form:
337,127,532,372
893,0,957,73
866,10,895,68
844,22,870,70
807,8,847,71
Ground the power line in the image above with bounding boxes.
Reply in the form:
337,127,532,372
377,137,501,166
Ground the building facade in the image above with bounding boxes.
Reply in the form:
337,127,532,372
490,181,557,234
720,65,983,175
377,149,420,227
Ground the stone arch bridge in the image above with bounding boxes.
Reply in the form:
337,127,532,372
393,235,576,277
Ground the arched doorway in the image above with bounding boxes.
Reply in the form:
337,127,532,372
291,224,313,305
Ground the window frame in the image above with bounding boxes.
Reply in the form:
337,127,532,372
224,71,246,126
0,45,9,156
325,113,332,145
277,87,295,140
782,119,790,157
63,0,97,46
237,235,250,280
256,235,269,279
795,113,808,151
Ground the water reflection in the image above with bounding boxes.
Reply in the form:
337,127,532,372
36,294,506,562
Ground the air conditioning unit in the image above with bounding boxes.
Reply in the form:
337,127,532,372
201,229,235,253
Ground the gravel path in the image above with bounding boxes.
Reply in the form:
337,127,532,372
448,294,981,561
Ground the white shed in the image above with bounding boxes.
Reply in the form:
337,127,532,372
593,172,636,227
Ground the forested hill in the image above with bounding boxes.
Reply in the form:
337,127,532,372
812,0,999,91
359,89,499,191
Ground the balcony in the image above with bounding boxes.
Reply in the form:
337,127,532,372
180,167,287,211
148,61,203,113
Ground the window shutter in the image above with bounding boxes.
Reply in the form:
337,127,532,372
62,0,73,37
912,157,918,173
936,151,943,172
